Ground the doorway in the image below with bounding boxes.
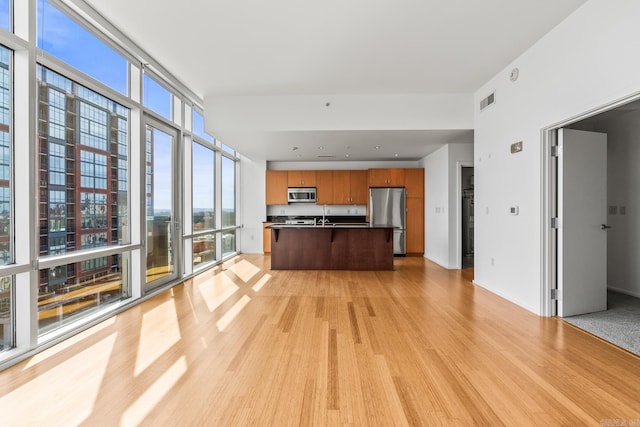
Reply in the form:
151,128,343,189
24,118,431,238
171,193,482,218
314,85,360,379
544,96,640,355
144,119,180,292
461,166,474,269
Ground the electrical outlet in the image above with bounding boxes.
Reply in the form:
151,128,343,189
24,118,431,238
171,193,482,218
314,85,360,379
347,209,351,214
354,209,358,214
490,258,495,267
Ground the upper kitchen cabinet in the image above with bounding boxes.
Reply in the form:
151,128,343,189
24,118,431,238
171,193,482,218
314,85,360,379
315,170,334,204
265,170,288,205
404,168,424,198
349,170,368,204
332,170,368,204
288,170,316,187
368,168,405,187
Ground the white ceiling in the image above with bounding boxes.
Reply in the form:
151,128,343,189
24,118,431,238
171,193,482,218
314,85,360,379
82,0,586,161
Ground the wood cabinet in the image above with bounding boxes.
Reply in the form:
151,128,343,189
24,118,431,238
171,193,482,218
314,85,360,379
263,223,273,253
349,170,369,204
332,170,368,204
404,168,424,198
287,170,316,187
265,170,288,205
404,168,425,254
315,170,334,204
406,197,424,254
369,168,405,187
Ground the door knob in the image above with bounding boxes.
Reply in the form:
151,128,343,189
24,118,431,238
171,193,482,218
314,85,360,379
601,224,612,230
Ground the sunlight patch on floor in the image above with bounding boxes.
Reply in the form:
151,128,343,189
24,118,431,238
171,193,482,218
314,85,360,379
198,272,239,312
25,316,117,370
121,356,188,426
226,259,260,283
135,299,181,376
193,265,221,287
251,273,272,293
1,333,118,425
216,295,251,332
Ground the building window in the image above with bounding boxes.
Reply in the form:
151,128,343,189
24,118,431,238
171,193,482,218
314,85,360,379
36,0,128,95
80,151,107,190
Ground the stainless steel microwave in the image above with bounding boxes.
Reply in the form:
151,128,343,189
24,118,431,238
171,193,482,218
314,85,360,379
287,187,317,203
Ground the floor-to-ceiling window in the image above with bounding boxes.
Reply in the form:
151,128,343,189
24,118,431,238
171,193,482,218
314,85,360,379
0,0,239,365
36,66,131,334
0,44,11,351
221,154,236,257
190,110,216,269
144,122,178,287
36,0,133,335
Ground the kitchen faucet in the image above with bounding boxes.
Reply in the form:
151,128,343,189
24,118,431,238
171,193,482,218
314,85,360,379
317,205,330,226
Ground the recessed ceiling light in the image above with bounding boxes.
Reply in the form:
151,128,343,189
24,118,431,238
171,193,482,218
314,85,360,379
374,145,381,150
394,153,399,157
345,154,350,158
318,146,324,150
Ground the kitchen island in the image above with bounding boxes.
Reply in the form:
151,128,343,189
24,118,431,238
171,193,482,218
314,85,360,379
268,224,394,270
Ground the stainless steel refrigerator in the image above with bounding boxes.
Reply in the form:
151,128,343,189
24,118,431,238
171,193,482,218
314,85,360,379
369,188,406,255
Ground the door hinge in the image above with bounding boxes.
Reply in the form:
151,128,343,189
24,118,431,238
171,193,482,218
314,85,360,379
551,217,559,229
551,288,561,301
551,145,561,157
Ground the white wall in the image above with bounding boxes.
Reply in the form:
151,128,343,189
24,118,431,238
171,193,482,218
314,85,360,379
422,143,473,269
473,0,640,314
423,145,449,267
239,155,266,254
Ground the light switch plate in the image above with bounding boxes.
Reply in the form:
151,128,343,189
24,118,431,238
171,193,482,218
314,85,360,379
509,206,519,215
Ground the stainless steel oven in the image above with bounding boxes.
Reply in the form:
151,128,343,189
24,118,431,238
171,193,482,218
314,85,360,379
287,188,317,203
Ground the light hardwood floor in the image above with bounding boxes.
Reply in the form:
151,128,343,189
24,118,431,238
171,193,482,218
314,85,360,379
1,255,639,426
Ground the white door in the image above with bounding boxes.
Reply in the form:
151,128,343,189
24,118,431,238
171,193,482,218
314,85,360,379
557,128,608,317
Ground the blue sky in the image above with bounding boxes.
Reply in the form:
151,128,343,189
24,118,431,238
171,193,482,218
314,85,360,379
0,0,8,31
37,0,128,95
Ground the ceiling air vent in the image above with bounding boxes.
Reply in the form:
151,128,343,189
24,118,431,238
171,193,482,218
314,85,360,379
480,91,495,111
318,155,337,158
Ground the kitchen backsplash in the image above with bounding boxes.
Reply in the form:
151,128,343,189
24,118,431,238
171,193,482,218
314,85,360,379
267,204,366,217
